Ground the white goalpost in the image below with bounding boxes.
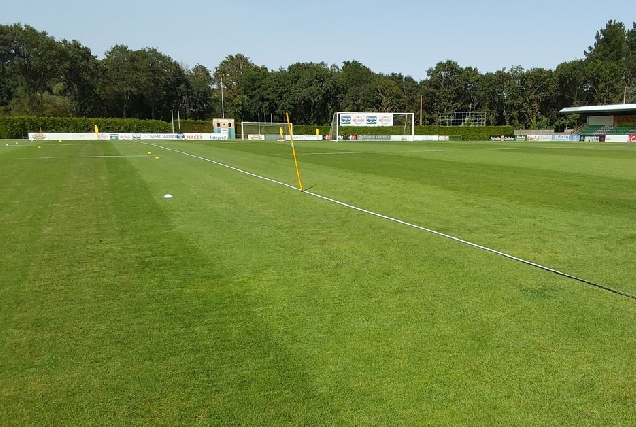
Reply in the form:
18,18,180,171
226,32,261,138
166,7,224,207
241,121,293,141
329,112,415,141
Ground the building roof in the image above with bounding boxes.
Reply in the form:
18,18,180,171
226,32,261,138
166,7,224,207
560,104,636,115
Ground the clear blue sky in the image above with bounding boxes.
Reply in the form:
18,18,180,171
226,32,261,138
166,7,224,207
3,0,634,80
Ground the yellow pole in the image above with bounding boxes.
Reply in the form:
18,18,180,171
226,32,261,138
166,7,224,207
286,113,303,191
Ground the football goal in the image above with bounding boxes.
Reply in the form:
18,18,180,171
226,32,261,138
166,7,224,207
241,121,293,141
329,112,415,141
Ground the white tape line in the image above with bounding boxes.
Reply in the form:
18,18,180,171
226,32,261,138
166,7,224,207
138,141,635,301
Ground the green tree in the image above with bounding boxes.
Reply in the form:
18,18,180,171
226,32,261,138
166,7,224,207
554,60,587,108
585,20,628,62
184,64,215,120
338,60,380,111
423,61,484,123
0,25,20,111
387,73,421,119
99,45,140,118
623,22,636,102
58,39,100,116
135,47,187,121
213,54,258,119
479,67,523,126
284,62,341,124
520,68,556,129
3,24,62,114
374,75,407,112
583,60,624,105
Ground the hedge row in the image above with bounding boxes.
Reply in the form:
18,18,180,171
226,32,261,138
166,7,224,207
178,120,215,133
0,116,514,141
292,125,515,141
0,116,173,139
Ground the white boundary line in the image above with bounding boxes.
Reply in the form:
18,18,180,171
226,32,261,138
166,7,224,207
139,141,635,301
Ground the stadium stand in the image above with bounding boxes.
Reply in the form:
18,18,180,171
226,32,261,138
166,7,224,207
579,125,606,135
607,125,636,134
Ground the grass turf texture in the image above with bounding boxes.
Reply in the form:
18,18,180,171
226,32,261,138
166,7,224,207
1,139,636,425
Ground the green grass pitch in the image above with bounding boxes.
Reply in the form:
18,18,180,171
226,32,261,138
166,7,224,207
1,139,636,425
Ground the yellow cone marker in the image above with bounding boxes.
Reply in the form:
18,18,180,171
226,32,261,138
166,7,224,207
155,156,159,159
148,151,152,155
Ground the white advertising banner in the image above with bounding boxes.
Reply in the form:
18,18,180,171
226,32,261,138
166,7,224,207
29,132,229,141
605,135,629,142
526,135,553,142
390,135,414,141
284,135,323,141
340,113,394,127
413,135,447,141
29,132,97,141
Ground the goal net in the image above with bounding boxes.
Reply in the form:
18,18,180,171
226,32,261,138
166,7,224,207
328,112,415,141
241,122,293,141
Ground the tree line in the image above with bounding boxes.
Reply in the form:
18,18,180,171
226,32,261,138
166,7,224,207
1,20,635,129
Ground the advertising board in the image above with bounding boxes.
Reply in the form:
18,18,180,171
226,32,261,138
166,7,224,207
340,113,394,127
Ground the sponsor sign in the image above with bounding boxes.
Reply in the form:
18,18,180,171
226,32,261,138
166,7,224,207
248,134,265,140
284,135,323,141
378,114,393,126
522,134,580,142
390,135,414,141
352,115,365,126
526,135,552,141
357,135,389,141
551,134,571,141
605,135,629,143
29,132,105,141
630,134,636,142
147,133,178,140
340,113,394,127
28,132,229,141
414,135,445,141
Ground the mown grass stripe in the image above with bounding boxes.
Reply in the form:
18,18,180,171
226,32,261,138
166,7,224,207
141,141,635,301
